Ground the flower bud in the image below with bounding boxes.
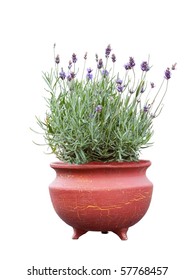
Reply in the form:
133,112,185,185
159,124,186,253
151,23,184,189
59,68,66,80
97,59,103,69
105,44,112,58
72,53,77,63
164,68,171,79
141,61,150,71
55,54,60,64
111,54,116,63
95,105,102,112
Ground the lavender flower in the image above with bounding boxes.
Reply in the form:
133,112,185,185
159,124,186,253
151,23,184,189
105,44,112,58
129,57,135,68
95,53,98,62
111,54,116,63
97,59,103,69
59,68,66,80
164,68,171,79
102,69,109,77
72,53,77,63
68,60,72,70
172,63,177,70
117,85,125,92
124,57,135,70
55,54,60,64
86,73,93,80
84,52,87,60
129,89,135,94
67,71,76,81
150,82,155,88
141,61,150,72
143,105,150,112
95,105,102,112
87,68,93,73
67,73,72,81
116,79,123,85
86,68,93,80
124,63,131,70
70,72,76,79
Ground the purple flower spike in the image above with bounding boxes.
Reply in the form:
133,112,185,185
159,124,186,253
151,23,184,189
172,63,177,70
95,53,98,62
111,54,116,63
87,68,93,73
84,52,87,60
97,59,103,69
86,68,93,80
55,54,60,64
70,72,76,79
129,89,135,94
129,57,135,68
67,72,76,82
102,69,109,77
68,60,72,70
86,73,93,80
117,85,125,92
67,73,72,81
72,53,77,63
141,61,150,72
124,63,131,70
164,68,171,79
143,105,149,112
124,58,135,70
59,68,66,80
95,105,102,112
116,79,123,85
150,82,155,88
105,44,112,58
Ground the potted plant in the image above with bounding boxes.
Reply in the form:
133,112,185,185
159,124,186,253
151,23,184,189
33,44,176,240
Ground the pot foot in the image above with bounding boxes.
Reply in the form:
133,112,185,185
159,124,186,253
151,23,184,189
113,228,128,240
72,228,87,239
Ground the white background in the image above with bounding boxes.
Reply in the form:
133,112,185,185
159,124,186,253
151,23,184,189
0,0,194,279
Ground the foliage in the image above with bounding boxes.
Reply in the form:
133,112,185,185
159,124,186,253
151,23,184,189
34,44,175,164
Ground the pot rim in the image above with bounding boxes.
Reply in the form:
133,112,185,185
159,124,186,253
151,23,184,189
50,160,151,169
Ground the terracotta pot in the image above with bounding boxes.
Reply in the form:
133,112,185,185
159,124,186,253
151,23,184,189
49,160,153,240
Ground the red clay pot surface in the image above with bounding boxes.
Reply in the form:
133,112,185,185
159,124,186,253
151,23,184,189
49,161,153,240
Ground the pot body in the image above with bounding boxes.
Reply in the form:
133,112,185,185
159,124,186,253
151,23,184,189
49,161,153,240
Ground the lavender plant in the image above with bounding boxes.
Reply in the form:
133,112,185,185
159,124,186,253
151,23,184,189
35,44,175,164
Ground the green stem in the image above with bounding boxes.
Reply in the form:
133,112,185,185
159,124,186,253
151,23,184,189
73,63,75,74
123,70,129,85
81,59,86,80
144,89,151,107
153,79,168,116
150,78,165,108
105,57,108,71
112,63,115,79
131,68,136,91
53,44,58,78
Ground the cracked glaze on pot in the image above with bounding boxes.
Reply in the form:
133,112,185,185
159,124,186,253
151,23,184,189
49,161,153,240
